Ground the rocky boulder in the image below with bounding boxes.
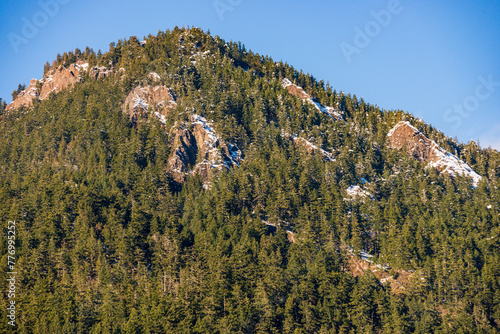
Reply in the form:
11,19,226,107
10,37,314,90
147,72,161,83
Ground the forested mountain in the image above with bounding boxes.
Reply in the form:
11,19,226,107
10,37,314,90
1,26,499,333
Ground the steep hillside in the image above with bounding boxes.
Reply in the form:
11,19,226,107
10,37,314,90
0,27,499,333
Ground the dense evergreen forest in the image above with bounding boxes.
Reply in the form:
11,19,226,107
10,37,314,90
1,27,500,333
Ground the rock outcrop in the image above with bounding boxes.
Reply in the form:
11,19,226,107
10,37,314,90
122,84,177,125
347,249,425,295
282,78,311,100
89,66,114,80
6,60,120,111
168,115,243,186
388,121,482,187
147,72,161,83
39,61,88,99
282,78,343,121
6,79,40,110
121,83,242,187
293,136,334,162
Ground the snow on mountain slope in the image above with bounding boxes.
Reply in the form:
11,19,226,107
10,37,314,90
293,136,335,162
345,185,374,201
282,78,343,121
388,121,482,187
281,131,335,162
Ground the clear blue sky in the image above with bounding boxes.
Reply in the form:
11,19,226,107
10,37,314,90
1,0,499,149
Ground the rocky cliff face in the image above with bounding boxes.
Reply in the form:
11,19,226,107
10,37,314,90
121,82,242,187
6,79,40,110
6,60,119,111
282,78,311,100
388,121,482,186
122,81,177,125
39,61,89,99
168,115,243,187
282,78,343,121
89,66,115,80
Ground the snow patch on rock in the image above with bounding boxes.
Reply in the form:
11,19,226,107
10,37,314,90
282,131,335,162
346,185,374,200
388,121,482,187
133,93,149,111
147,72,161,82
294,136,335,162
282,78,343,121
154,112,166,124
